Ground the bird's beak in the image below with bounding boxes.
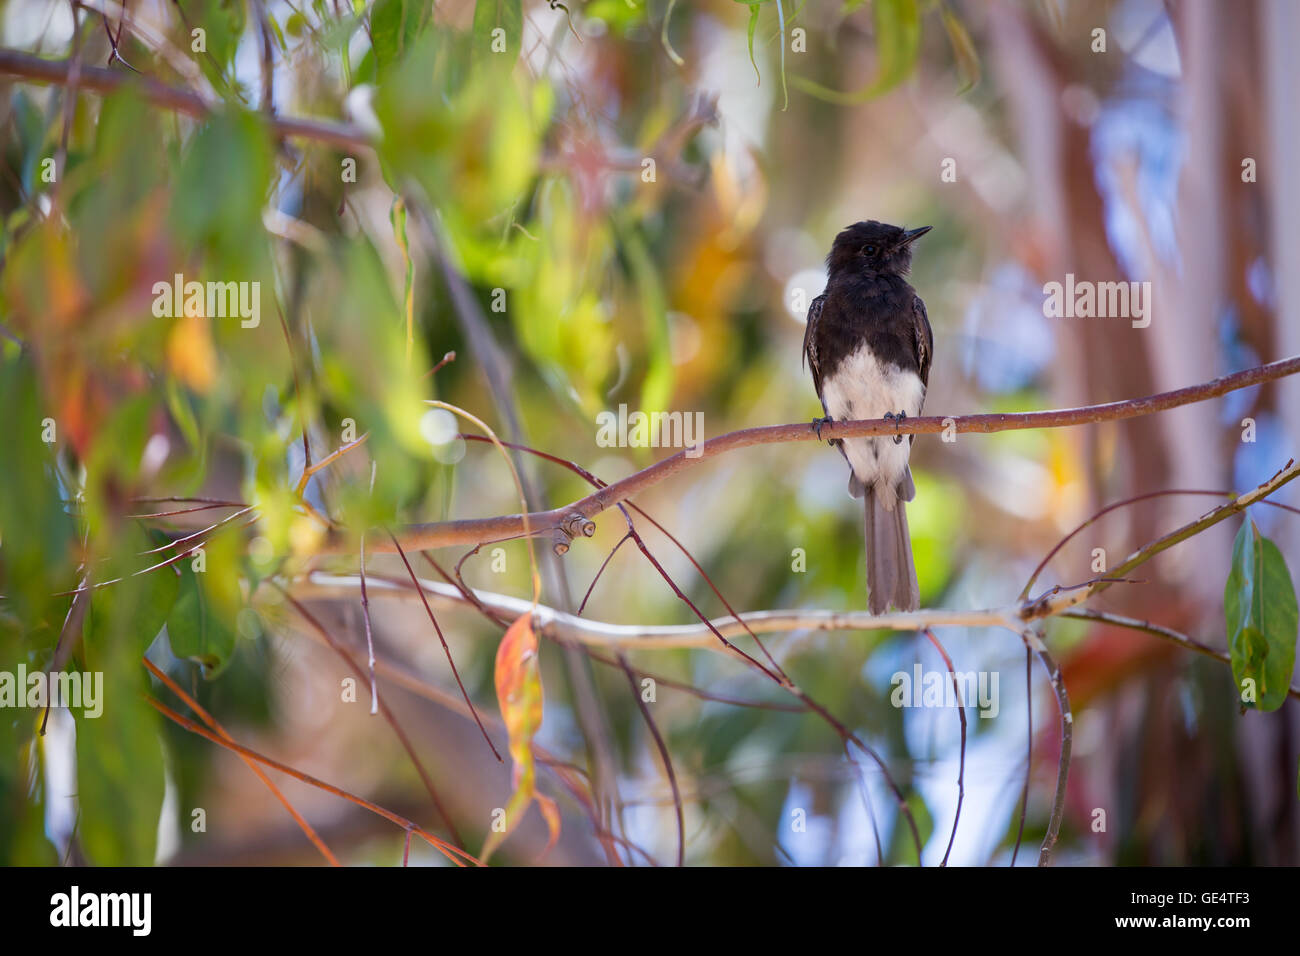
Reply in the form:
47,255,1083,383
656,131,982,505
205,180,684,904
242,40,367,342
901,226,932,244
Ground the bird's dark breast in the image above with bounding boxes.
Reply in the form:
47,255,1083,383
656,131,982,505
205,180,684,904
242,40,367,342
813,273,921,385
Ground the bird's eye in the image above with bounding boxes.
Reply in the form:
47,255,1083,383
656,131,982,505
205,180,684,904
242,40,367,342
862,245,877,257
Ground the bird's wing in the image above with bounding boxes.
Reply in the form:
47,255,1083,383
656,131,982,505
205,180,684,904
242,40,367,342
908,295,934,450
912,294,934,390
803,293,827,403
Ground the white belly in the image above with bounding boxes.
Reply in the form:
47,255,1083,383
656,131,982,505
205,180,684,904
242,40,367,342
821,347,925,504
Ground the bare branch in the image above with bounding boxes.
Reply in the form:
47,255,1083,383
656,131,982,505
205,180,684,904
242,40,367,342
0,48,370,150
1009,646,1032,867
922,629,966,867
277,587,467,844
1062,608,1300,702
146,695,476,866
343,355,1300,554
1025,628,1071,867
1022,488,1300,602
298,571,1022,649
144,658,341,866
386,531,502,762
1023,458,1300,620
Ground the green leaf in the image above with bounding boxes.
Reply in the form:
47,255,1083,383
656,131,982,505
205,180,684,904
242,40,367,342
791,0,920,103
170,110,274,269
939,1,980,93
473,0,523,69
266,11,289,53
741,1,762,84
77,536,173,866
76,664,165,865
186,0,247,97
619,224,674,417
168,565,239,677
886,789,932,866
0,356,75,639
375,33,537,219
83,395,155,531
661,0,686,67
0,760,58,865
11,90,51,194
85,550,181,659
775,0,788,110
1224,519,1299,712
370,0,428,74
390,196,414,360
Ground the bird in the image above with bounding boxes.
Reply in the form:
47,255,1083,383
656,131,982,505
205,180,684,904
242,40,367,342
802,220,934,614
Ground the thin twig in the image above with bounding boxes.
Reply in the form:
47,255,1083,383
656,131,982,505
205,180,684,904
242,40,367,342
1021,489,1300,602
1024,629,1071,867
583,651,806,712
617,653,685,866
626,524,787,684
277,587,467,844
422,351,457,379
360,535,378,715
922,629,965,867
421,551,510,626
144,658,340,865
416,555,805,713
127,502,248,519
146,695,476,866
386,530,502,762
286,598,635,864
277,304,312,480
362,460,379,715
1010,645,1032,867
577,532,633,615
1062,609,1300,702
54,513,261,596
296,434,370,494
1022,459,1300,620
456,434,792,683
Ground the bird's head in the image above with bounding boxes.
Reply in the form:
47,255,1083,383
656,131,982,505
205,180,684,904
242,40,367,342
826,220,931,278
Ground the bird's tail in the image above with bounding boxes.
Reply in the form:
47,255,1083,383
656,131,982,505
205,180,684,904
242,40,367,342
863,489,919,614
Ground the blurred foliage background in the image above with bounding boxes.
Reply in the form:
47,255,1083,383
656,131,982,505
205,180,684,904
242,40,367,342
1,0,1298,866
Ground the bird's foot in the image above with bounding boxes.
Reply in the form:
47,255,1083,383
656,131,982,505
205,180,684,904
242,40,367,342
812,416,839,445
883,411,907,444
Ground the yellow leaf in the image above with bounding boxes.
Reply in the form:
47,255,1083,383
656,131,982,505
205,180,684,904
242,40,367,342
481,612,560,863
166,313,218,393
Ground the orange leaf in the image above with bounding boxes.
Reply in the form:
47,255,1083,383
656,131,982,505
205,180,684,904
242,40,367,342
495,612,542,755
481,612,559,863
166,313,218,393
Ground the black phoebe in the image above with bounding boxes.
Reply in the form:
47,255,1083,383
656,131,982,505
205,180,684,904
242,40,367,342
803,220,934,614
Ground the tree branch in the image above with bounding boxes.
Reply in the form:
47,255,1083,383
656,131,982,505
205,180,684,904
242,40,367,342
338,355,1300,554
298,455,1299,676
0,48,370,150
1024,628,1071,867
1024,457,1300,619
299,571,1022,651
1062,608,1300,702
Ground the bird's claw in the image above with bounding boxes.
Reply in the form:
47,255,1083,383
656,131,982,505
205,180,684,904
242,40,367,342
812,416,834,442
884,411,907,444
